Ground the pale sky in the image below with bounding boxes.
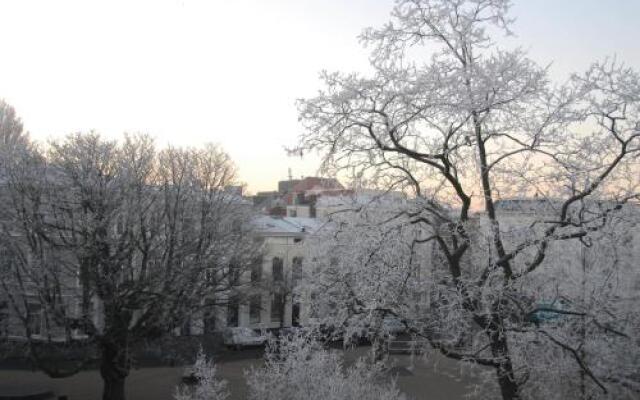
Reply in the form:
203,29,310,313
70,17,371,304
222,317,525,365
1,0,639,193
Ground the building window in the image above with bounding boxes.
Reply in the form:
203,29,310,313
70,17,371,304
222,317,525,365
26,303,43,336
204,300,216,334
227,297,239,327
228,258,241,285
232,219,242,232
0,301,8,337
0,245,15,273
292,303,301,327
115,216,126,235
292,257,303,286
205,269,216,284
251,257,262,283
181,317,192,336
272,257,284,282
271,292,285,323
249,294,261,325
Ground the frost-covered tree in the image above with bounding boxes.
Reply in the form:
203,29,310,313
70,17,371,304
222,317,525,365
245,333,408,400
175,348,229,400
294,1,640,399
301,194,430,361
0,100,28,152
0,127,259,400
0,100,31,346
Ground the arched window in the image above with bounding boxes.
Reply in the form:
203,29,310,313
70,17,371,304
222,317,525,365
249,294,262,324
272,257,284,281
204,299,216,334
251,256,263,283
228,258,241,285
292,257,303,284
271,292,285,323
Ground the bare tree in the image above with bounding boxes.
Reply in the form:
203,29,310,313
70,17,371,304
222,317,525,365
0,127,259,400
294,1,640,399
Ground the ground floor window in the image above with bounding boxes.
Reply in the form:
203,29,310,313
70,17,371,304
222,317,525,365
292,257,303,286
0,301,8,336
270,292,285,323
272,257,284,282
204,300,216,334
26,302,43,336
181,317,191,336
249,294,261,324
227,297,239,327
292,302,300,327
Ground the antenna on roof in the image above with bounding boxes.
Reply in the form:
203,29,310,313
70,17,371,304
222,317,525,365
288,167,293,181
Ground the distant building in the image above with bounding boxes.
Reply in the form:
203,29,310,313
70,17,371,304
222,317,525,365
284,177,351,218
278,179,301,195
494,197,561,214
185,194,640,336
224,185,244,197
202,216,321,331
251,177,351,217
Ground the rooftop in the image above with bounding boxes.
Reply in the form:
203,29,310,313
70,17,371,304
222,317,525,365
252,215,323,235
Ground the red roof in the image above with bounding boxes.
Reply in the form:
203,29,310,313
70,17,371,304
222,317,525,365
284,177,346,205
290,177,344,193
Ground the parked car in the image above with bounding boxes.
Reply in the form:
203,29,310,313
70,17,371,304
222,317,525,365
278,326,339,345
527,301,566,324
386,338,428,355
381,317,406,336
222,327,267,350
305,318,348,342
355,317,407,343
279,326,312,338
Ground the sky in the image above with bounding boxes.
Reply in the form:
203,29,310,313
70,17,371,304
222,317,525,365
0,0,639,194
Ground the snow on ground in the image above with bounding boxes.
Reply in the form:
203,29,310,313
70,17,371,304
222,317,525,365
0,347,476,400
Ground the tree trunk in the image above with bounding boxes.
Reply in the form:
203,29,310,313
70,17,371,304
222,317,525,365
495,360,520,400
370,336,385,363
100,339,130,400
101,373,126,400
489,330,520,400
